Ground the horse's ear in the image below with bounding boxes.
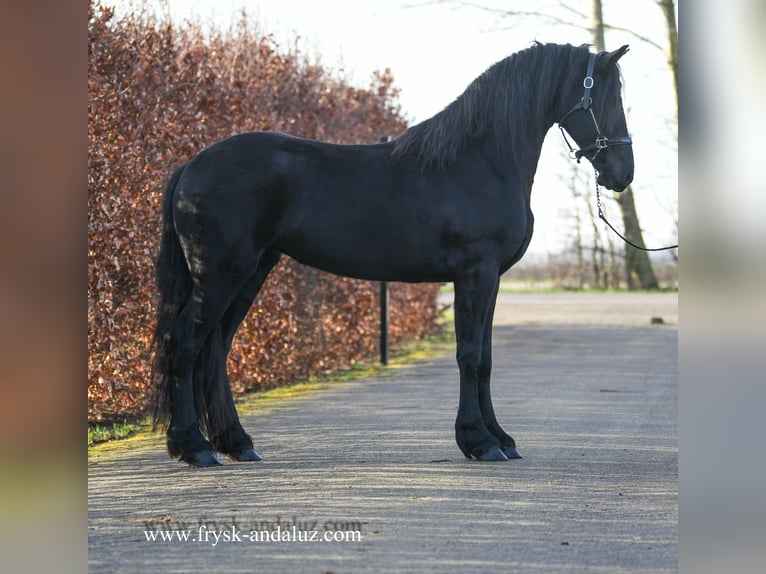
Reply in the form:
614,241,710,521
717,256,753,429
607,45,630,66
596,45,629,73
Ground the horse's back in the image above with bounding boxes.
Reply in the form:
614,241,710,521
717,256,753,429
180,131,395,204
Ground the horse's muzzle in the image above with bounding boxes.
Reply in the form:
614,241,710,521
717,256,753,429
597,168,632,192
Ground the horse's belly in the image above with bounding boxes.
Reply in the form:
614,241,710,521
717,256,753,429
277,212,528,283
278,228,454,283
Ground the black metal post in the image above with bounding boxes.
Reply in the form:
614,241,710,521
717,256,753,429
380,281,388,365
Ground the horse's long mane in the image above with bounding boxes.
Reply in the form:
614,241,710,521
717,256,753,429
391,42,589,172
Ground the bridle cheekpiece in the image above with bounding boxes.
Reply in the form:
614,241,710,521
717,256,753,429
557,52,632,163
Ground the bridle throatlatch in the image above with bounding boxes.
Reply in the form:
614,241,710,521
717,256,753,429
557,53,633,163
558,52,677,252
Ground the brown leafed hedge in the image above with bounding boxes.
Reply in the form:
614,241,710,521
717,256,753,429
87,3,442,422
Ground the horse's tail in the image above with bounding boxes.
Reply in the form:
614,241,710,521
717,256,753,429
151,164,190,431
151,165,233,440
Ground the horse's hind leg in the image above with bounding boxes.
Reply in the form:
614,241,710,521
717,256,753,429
166,294,228,467
167,259,261,467
478,282,522,459
208,249,282,461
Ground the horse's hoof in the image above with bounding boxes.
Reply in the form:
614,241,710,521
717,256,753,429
228,448,262,462
475,446,509,461
456,440,473,459
185,451,222,467
503,446,523,459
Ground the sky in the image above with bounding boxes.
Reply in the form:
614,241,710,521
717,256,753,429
104,0,678,259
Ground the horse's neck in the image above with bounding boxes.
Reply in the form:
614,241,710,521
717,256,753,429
487,103,556,189
489,57,567,188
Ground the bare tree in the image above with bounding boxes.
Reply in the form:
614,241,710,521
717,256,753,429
659,0,678,263
559,156,625,289
559,161,588,288
591,0,658,289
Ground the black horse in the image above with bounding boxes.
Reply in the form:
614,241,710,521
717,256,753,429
152,42,634,466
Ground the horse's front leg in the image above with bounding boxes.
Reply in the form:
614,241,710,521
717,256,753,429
453,269,508,461
478,287,523,459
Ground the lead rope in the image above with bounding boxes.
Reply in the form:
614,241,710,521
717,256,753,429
594,169,678,252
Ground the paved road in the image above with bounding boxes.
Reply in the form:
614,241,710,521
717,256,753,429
88,293,677,573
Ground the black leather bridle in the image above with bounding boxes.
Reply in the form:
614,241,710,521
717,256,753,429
557,53,678,252
557,52,632,163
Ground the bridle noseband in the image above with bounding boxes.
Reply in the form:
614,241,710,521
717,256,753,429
557,53,632,163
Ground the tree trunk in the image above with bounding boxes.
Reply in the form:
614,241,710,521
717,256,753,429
590,0,606,50
659,0,678,128
660,0,678,263
616,187,659,289
591,0,658,289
